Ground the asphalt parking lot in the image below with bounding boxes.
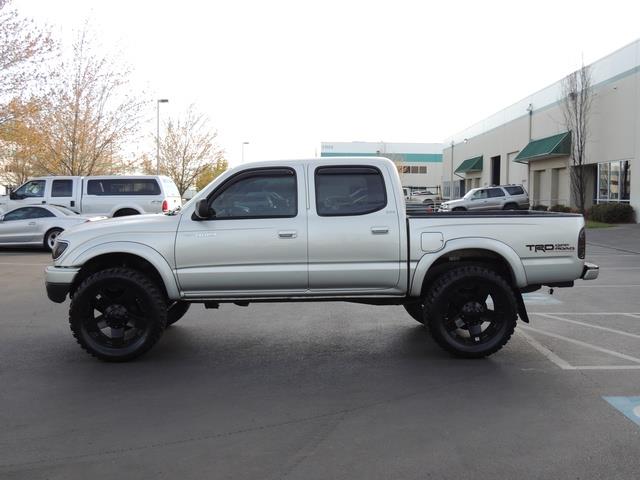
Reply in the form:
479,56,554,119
1,225,640,479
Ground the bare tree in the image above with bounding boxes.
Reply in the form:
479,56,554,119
25,27,146,176
561,64,593,214
151,105,225,196
0,0,55,125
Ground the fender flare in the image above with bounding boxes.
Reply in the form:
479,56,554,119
67,241,181,299
409,237,528,297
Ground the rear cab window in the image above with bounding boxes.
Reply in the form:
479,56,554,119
87,179,161,196
52,179,73,197
315,166,387,216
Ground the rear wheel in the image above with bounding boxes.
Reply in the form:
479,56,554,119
44,228,63,251
503,203,518,210
167,301,191,326
69,268,167,361
424,265,517,358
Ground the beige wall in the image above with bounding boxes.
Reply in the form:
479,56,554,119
442,65,640,217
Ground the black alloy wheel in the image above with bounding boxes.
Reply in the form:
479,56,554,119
69,268,167,361
425,265,517,358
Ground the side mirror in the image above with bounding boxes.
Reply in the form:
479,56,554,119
194,199,213,220
9,191,18,200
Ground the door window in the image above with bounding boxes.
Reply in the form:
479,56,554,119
488,188,505,198
4,207,54,221
209,169,297,219
52,179,73,197
315,166,387,216
471,189,488,200
13,180,46,198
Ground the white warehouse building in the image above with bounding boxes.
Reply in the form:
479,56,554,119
320,141,443,193
441,38,639,219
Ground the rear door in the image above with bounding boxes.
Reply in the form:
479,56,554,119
50,178,78,210
486,187,506,210
308,164,401,292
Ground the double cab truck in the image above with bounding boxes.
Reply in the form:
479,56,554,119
0,175,182,217
44,157,599,361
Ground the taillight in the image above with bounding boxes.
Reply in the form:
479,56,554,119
578,227,585,259
162,199,169,212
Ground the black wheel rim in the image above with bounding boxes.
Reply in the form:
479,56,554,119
82,280,151,349
441,279,507,347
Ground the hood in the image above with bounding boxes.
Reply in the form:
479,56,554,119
58,212,181,244
442,198,465,207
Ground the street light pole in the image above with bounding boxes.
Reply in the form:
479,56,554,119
156,99,169,175
241,142,249,163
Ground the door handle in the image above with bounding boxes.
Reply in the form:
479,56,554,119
278,230,297,239
28,222,36,226
371,227,389,235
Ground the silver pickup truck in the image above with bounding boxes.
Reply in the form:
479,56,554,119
44,157,598,362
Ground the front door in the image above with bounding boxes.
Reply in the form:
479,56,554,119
307,165,401,292
0,207,46,244
175,166,307,296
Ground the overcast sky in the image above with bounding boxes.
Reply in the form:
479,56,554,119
15,0,640,166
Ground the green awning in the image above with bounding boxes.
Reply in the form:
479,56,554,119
514,132,571,163
454,155,483,175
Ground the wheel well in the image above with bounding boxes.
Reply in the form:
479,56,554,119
70,253,167,298
421,248,516,295
113,208,140,217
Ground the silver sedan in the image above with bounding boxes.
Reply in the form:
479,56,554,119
0,205,106,250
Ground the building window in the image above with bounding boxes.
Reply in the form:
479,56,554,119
597,160,631,203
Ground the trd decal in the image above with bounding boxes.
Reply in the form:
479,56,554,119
525,243,575,253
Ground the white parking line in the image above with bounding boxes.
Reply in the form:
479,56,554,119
517,329,574,370
534,313,640,340
520,325,640,364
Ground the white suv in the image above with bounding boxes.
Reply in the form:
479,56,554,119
0,175,182,217
439,185,529,211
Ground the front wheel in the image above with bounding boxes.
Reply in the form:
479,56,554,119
424,265,517,358
69,268,167,362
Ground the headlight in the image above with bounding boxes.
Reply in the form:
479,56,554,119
52,241,69,260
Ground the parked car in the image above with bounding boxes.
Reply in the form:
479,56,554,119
0,175,182,217
0,205,106,250
439,185,529,211
404,188,442,206
45,157,597,362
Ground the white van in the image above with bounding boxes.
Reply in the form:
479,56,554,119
0,175,182,217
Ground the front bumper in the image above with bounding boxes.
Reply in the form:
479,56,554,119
44,266,80,303
581,262,599,281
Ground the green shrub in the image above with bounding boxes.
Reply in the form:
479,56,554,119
531,205,548,211
549,204,572,213
588,203,635,223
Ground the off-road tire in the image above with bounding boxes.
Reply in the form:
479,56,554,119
69,267,167,362
167,301,191,326
424,265,517,358
404,302,426,324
